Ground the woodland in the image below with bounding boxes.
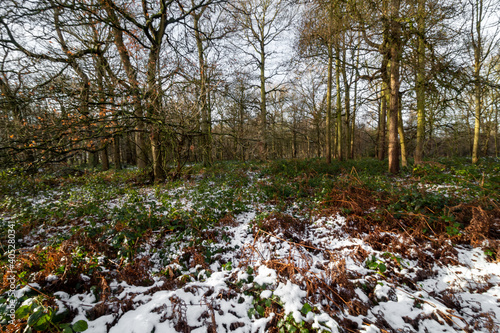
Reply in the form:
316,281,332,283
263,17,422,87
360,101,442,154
0,0,500,332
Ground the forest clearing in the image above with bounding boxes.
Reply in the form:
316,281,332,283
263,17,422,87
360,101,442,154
1,158,499,332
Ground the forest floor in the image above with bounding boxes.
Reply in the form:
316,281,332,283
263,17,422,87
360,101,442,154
1,158,500,333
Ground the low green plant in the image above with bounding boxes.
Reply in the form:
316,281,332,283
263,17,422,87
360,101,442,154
445,222,462,237
381,252,405,267
2,295,88,332
276,312,311,333
366,255,387,276
484,248,496,260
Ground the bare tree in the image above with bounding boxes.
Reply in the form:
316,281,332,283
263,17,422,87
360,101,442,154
468,0,500,164
230,0,295,160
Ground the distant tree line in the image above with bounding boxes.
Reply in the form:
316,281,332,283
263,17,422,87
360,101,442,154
0,0,499,179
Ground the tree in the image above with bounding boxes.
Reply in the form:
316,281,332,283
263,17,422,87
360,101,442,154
297,0,346,163
230,0,294,160
353,0,403,173
414,0,426,164
468,0,500,164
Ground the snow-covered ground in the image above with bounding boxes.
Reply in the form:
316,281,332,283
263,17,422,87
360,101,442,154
3,171,500,333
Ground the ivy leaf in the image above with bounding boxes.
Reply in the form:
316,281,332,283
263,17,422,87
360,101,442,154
60,323,74,333
301,303,312,315
285,322,298,332
72,320,89,332
255,304,265,317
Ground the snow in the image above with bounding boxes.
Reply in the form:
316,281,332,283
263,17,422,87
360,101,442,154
274,281,307,323
254,266,277,286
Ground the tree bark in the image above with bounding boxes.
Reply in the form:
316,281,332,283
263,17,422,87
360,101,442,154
414,0,426,164
113,135,121,169
388,0,401,174
378,83,388,160
495,94,499,157
335,47,343,161
472,0,483,164
193,8,212,166
101,144,109,171
342,38,351,160
146,45,164,182
397,95,407,167
259,39,268,160
326,44,334,164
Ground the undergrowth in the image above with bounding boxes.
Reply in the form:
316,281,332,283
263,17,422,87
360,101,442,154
0,157,498,332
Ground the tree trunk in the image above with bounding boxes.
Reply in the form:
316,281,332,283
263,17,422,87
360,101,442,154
397,95,407,167
414,0,426,164
101,144,109,171
472,57,482,164
342,40,351,160
104,3,147,169
335,47,343,161
146,46,164,182
351,74,357,159
388,0,401,174
481,108,492,155
95,51,110,172
259,39,268,160
91,151,99,168
113,135,121,170
495,96,498,157
326,44,334,164
378,84,388,160
471,0,483,164
351,34,360,159
193,10,212,166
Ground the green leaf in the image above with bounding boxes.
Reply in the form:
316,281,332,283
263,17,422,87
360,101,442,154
32,314,50,331
300,329,310,333
27,309,45,326
255,304,265,317
264,299,272,307
301,303,312,315
60,323,73,333
72,320,89,332
378,263,387,273
15,305,32,319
